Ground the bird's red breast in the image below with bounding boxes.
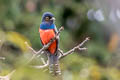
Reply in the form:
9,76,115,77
39,29,57,54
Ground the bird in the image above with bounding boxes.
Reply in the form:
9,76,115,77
39,12,61,75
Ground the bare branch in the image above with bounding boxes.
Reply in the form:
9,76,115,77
59,37,90,59
0,70,16,80
41,58,46,65
0,40,5,60
25,27,64,64
0,40,2,50
0,57,5,60
25,41,44,63
32,58,49,69
25,42,37,54
58,49,64,55
32,37,89,69
37,51,44,58
32,60,49,69
78,47,87,51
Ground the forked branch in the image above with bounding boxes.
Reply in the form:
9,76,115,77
59,37,90,59
32,37,89,69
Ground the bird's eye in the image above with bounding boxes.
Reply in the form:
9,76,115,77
49,16,52,19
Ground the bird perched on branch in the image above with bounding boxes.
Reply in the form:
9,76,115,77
39,12,61,75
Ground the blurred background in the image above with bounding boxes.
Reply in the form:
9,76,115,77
0,0,120,80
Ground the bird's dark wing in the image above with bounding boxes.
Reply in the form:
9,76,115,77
39,28,44,46
53,25,59,54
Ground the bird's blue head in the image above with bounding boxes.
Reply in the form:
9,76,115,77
40,12,55,29
42,12,55,23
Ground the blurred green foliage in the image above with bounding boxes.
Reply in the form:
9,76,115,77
0,0,120,80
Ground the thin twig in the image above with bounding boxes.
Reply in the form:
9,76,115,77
37,51,44,58
41,58,46,65
0,70,16,80
0,40,5,60
32,58,48,69
59,37,89,59
0,57,5,60
32,60,49,69
25,42,37,54
58,49,64,55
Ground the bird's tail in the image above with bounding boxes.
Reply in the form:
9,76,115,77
48,53,61,76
